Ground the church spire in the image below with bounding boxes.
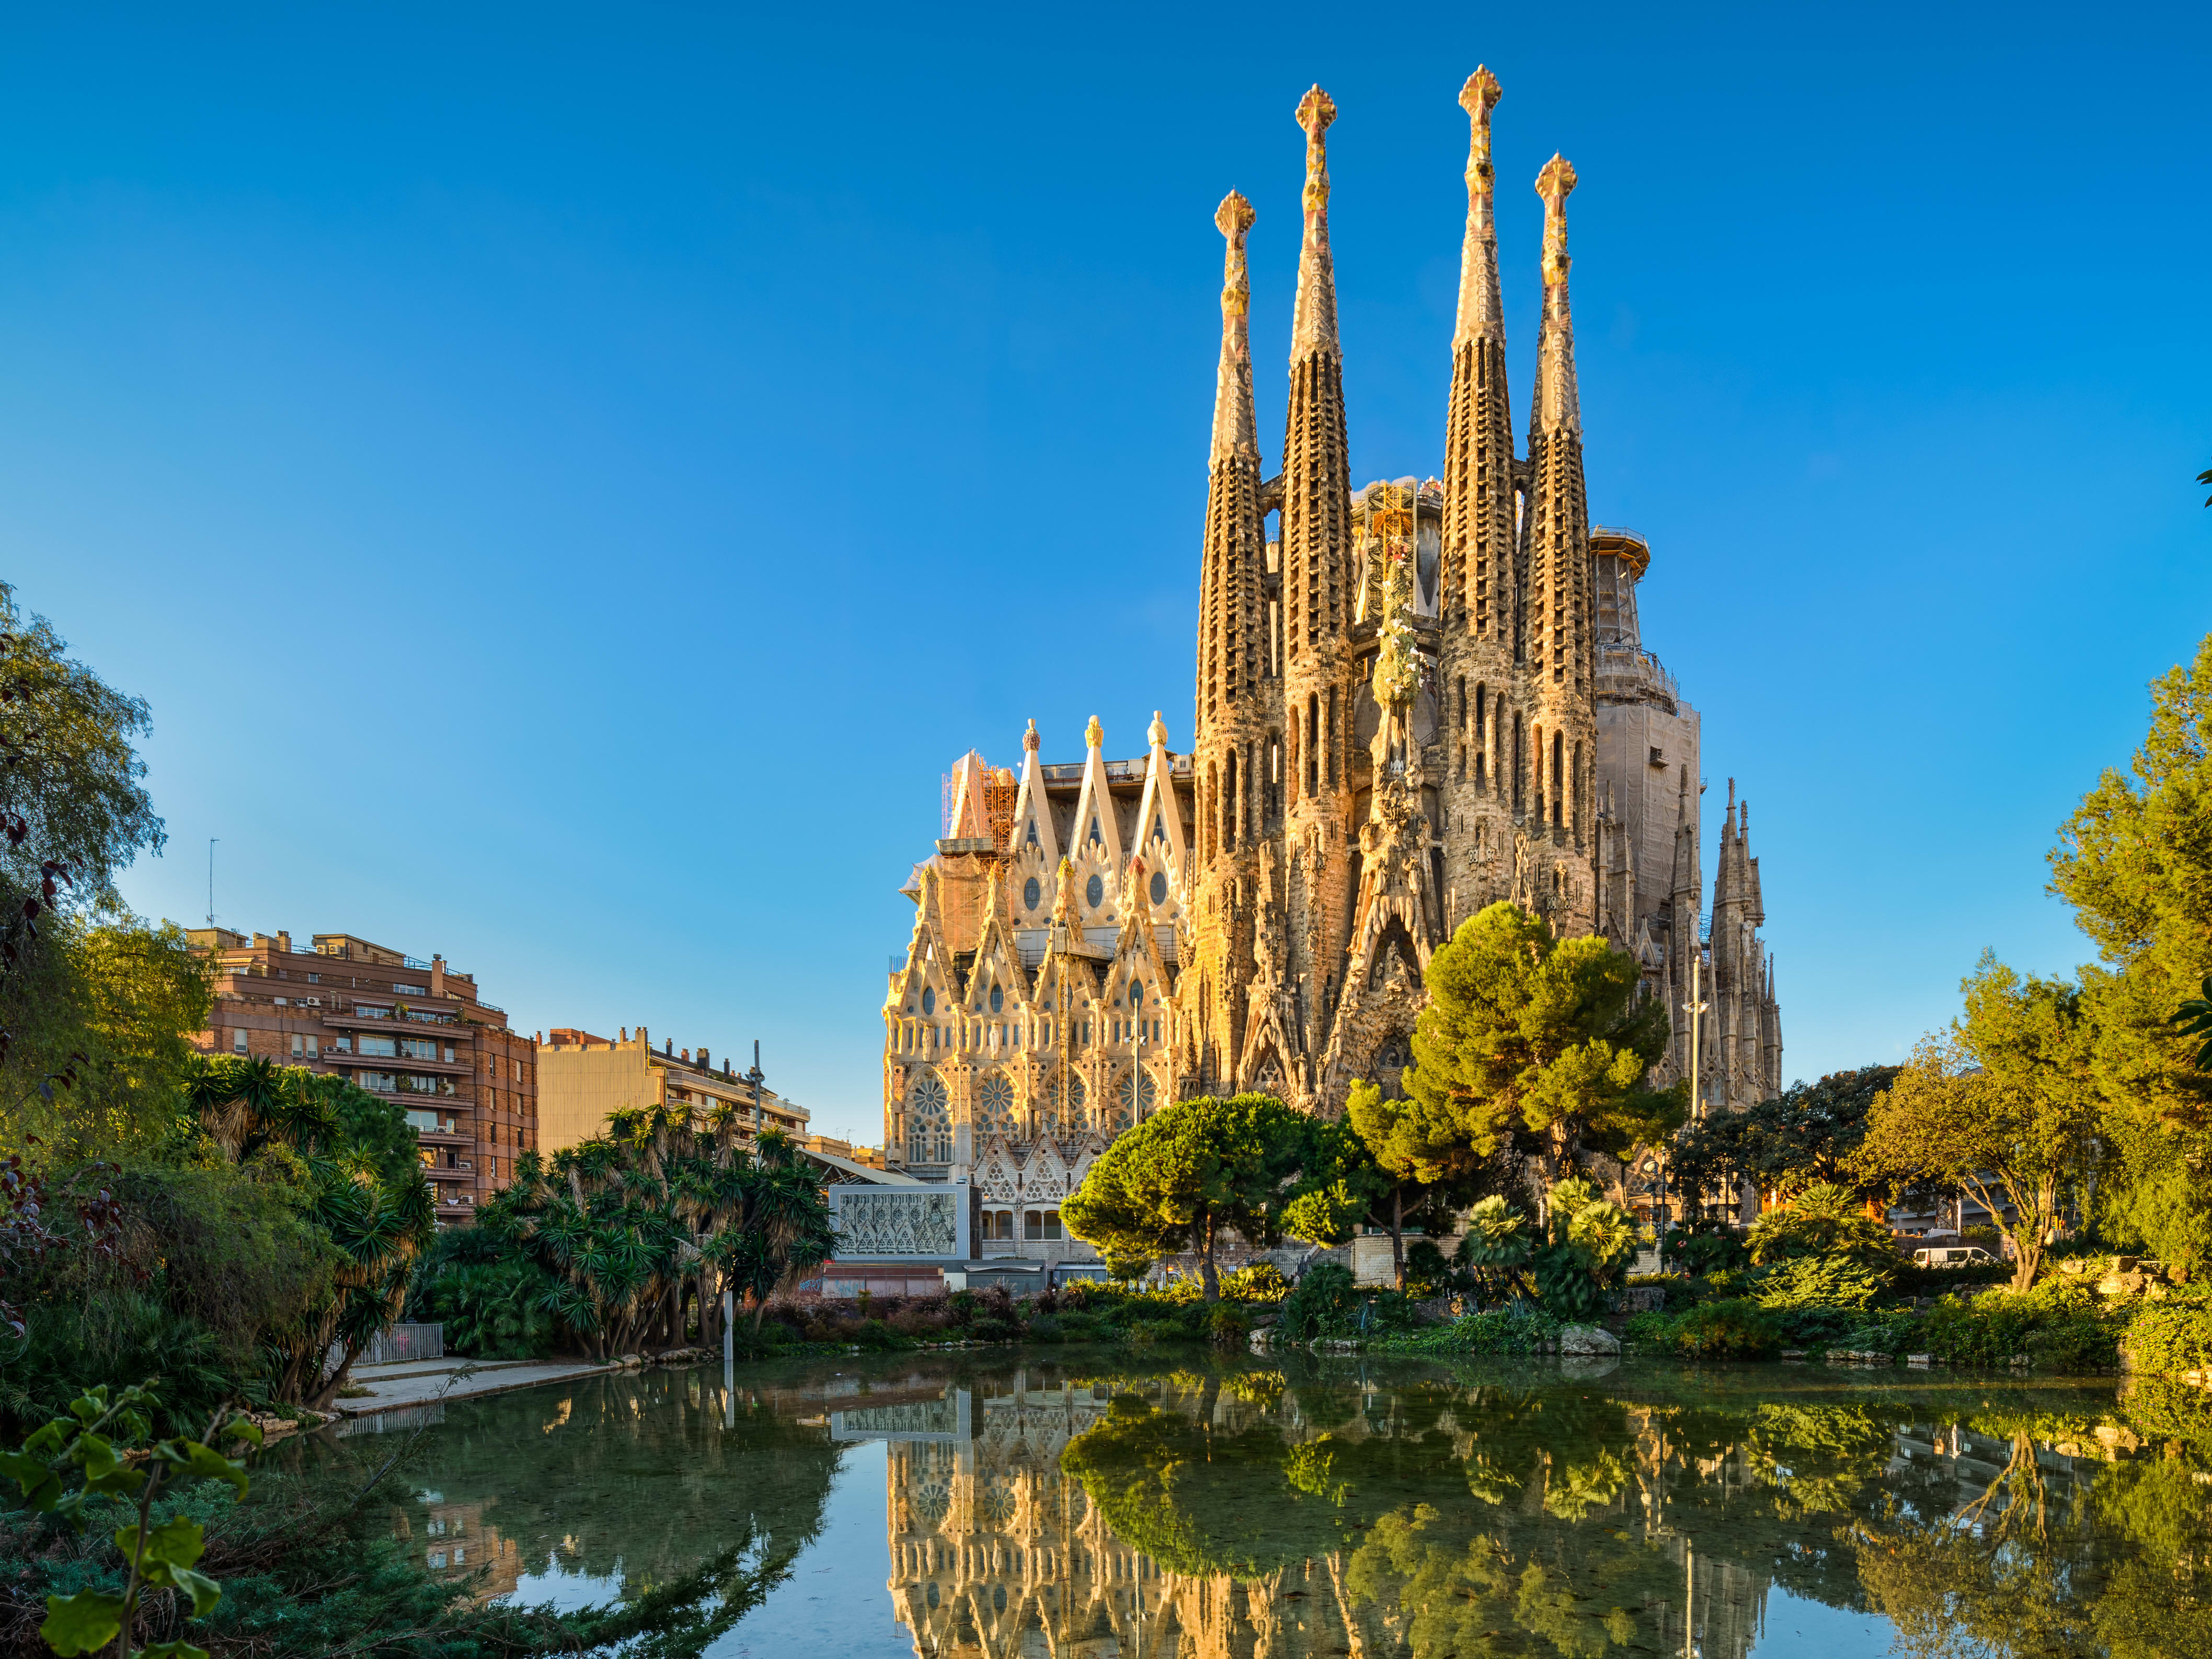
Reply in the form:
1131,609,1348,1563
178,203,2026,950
1523,154,1592,712
1282,85,1352,674
1290,86,1339,363
1210,190,1258,465
1195,190,1268,765
1441,66,1516,645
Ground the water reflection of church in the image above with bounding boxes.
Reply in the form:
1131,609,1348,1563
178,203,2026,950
839,1370,1773,1659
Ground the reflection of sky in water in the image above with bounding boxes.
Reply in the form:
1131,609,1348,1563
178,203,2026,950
720,1443,913,1659
1746,1594,1895,1658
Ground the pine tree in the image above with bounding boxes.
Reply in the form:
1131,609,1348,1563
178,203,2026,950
1402,901,1680,1188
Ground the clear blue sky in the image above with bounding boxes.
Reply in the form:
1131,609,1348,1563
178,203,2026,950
8,4,2209,1143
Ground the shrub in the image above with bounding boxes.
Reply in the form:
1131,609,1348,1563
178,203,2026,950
1374,1302,1561,1356
0,1292,235,1435
1918,1279,2122,1370
1622,1309,1676,1351
1663,1222,1749,1277
1745,1183,1898,1273
1666,1299,1783,1360
2122,1288,2212,1377
1753,1256,1886,1313
1207,1305,1251,1348
1025,1313,1065,1344
1277,1262,1358,1341
1221,1262,1291,1301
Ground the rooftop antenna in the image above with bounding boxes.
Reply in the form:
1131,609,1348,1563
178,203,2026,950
206,839,219,928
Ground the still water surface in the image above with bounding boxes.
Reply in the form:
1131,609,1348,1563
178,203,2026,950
286,1350,2212,1658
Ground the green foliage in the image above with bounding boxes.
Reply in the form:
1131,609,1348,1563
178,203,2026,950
405,1228,561,1360
1402,902,1681,1181
1855,955,2100,1289
487,1116,833,1354
1530,1176,1638,1322
1275,1262,1358,1342
1372,1302,1562,1356
1660,1220,1749,1276
1663,1298,1783,1359
1451,1193,1536,1303
1918,1280,2123,1370
1670,1067,1902,1210
0,1294,233,1440
1062,1094,1317,1299
1750,1255,1887,1313
1745,1183,1898,1273
2123,1287,2212,1376
1218,1262,1289,1301
0,1382,257,1659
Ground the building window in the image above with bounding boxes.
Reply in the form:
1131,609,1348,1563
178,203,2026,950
1023,1209,1063,1241
232,1029,247,1054
290,1034,305,1057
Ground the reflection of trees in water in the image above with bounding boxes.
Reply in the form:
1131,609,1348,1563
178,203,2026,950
874,1355,2200,1659
1850,1395,2212,1659
286,1365,840,1649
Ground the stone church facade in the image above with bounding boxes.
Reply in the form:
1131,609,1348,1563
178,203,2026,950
881,73,1781,1248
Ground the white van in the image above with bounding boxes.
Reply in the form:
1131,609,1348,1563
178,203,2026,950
1912,1245,1999,1269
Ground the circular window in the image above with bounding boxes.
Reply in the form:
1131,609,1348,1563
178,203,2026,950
1150,871,1168,906
1044,1073,1087,1113
977,1072,1015,1135
1085,873,1104,908
921,987,936,1015
1117,1069,1157,1119
989,984,1003,1014
906,1072,952,1162
1024,876,1041,910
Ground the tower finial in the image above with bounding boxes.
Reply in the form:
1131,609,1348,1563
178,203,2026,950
1085,714,1104,751
1453,68,1505,347
1290,86,1339,363
1210,190,1259,464
1530,153,1581,439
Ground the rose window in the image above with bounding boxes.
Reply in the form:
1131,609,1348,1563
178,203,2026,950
907,1071,952,1163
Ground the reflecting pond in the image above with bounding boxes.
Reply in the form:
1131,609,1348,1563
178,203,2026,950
277,1351,2212,1658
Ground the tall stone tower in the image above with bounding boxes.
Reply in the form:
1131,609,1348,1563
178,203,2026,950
1189,188,1270,1095
1437,67,1526,939
1275,86,1358,1099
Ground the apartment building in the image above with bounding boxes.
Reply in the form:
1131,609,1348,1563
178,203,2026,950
538,1026,808,1152
188,928,536,1223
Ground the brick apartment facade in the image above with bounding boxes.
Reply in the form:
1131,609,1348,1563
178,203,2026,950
188,928,536,1225
538,1027,809,1153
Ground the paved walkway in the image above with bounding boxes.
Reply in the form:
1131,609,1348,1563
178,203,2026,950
338,1355,622,1415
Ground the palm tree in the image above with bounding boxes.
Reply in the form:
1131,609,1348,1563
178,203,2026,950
2171,974,2212,1069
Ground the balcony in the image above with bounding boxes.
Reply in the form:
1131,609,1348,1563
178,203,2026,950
424,1160,475,1182
350,1048,471,1074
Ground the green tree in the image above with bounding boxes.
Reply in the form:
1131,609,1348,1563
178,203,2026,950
1403,901,1680,1188
1855,956,2099,1290
1281,1081,1502,1292
487,1112,833,1353
1062,1093,1314,1300
171,1055,435,1407
2048,632,2212,1267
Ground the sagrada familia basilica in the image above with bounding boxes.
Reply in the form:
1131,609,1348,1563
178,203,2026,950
881,72,1782,1243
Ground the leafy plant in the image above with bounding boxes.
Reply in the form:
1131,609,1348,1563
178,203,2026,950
1275,1262,1358,1341
0,1381,258,1659
1663,1298,1783,1359
1745,1182,1899,1273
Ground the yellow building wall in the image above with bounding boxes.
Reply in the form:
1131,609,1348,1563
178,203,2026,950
538,1045,660,1153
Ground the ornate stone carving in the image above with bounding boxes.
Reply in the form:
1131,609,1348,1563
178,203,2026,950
833,1188,960,1258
